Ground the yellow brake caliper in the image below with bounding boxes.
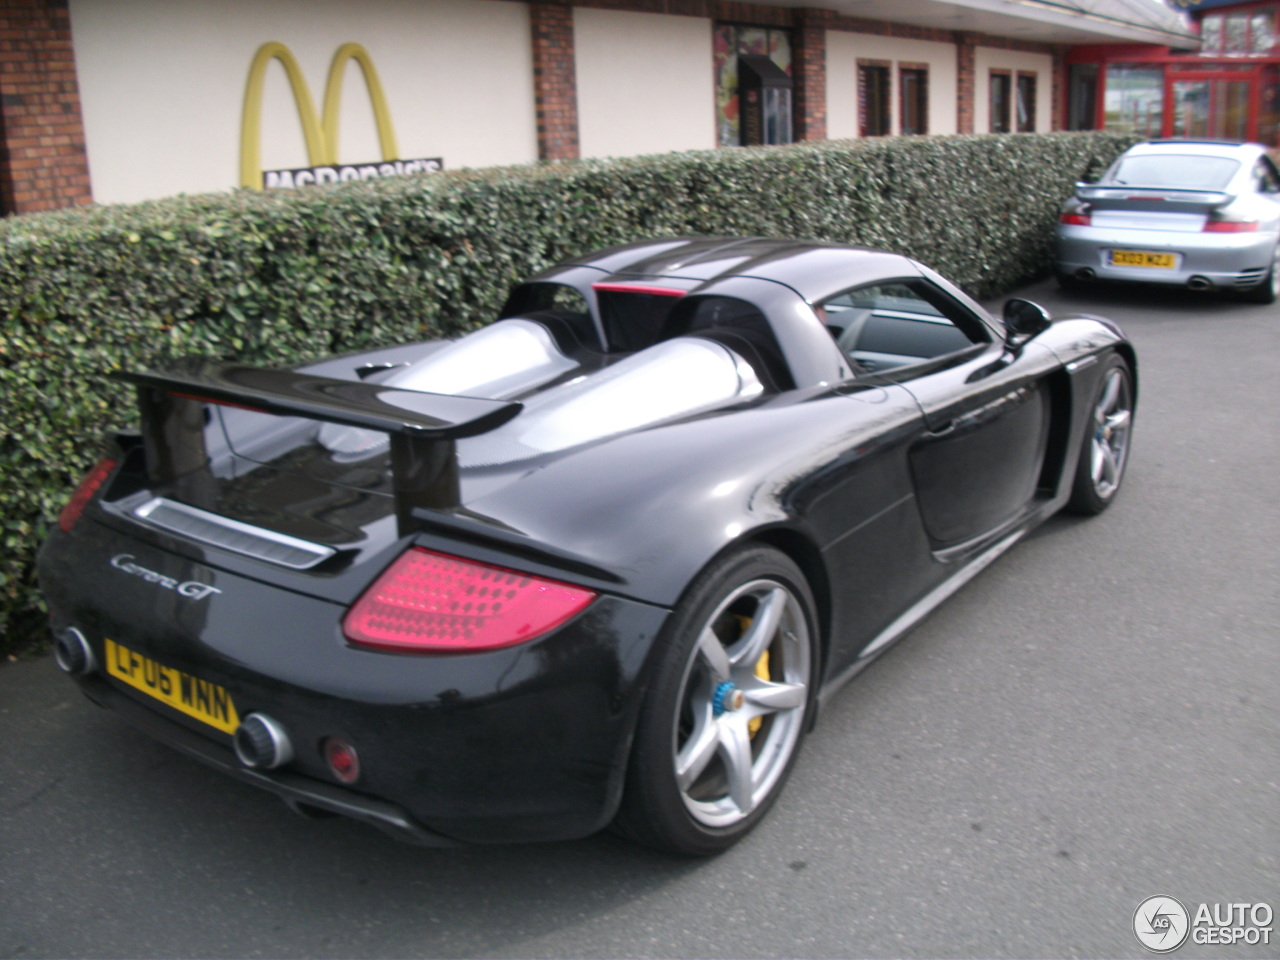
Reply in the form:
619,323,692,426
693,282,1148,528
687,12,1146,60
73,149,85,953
737,616,771,737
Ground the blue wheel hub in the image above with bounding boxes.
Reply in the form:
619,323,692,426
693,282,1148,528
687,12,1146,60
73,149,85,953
712,681,737,716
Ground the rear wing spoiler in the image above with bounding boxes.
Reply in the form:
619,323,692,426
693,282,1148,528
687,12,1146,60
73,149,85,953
1074,182,1234,210
115,360,522,527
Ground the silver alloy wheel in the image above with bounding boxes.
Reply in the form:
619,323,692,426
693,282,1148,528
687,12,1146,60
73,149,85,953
1270,246,1280,300
671,578,811,828
1089,365,1133,500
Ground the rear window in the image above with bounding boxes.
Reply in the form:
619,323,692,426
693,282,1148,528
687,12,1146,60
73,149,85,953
597,289,684,353
1105,154,1240,190
500,282,591,325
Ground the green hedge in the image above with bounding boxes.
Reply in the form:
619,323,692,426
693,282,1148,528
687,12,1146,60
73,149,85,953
0,131,1136,656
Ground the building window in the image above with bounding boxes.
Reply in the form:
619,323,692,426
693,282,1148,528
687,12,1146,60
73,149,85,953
1068,64,1099,130
1263,65,1280,147
860,62,891,136
715,24,792,147
899,66,928,135
1016,72,1037,132
1252,10,1277,51
1226,13,1249,51
989,71,1012,132
1200,9,1277,53
1104,64,1164,137
1201,15,1223,51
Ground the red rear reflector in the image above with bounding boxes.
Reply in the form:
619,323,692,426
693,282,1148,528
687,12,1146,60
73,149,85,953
343,548,597,653
323,737,360,784
58,457,117,533
1059,212,1091,226
1203,220,1259,233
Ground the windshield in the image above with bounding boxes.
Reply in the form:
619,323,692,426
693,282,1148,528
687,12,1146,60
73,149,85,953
1105,154,1240,190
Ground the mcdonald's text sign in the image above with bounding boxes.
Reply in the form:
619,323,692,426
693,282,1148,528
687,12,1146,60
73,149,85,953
264,158,442,189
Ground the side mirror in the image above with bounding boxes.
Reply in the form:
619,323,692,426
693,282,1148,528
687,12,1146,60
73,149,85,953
1003,298,1052,344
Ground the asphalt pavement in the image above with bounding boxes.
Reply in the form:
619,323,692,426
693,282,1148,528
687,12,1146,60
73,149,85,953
1,276,1276,959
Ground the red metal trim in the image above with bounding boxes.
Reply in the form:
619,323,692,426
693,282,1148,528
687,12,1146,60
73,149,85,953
591,283,687,297
1067,46,1280,66
1190,0,1278,21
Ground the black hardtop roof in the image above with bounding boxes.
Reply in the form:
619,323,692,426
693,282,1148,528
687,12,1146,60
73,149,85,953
557,237,919,303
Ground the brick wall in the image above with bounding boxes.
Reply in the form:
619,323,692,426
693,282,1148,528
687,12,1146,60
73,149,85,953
0,0,91,214
6,0,1076,213
568,0,1056,146
530,0,580,161
956,33,977,135
1051,45,1067,131
792,8,826,141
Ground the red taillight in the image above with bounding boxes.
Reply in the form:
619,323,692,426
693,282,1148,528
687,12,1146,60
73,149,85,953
1059,212,1091,226
58,458,117,533
1203,219,1259,233
343,547,597,653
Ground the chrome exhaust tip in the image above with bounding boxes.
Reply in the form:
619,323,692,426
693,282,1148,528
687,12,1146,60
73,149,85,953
1188,276,1213,291
1075,268,1096,282
53,627,96,675
234,713,295,769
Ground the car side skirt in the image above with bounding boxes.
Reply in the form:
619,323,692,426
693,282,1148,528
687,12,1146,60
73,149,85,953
817,525,1028,706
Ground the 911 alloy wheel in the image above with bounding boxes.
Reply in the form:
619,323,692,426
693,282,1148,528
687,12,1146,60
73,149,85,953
616,547,817,855
1068,354,1134,514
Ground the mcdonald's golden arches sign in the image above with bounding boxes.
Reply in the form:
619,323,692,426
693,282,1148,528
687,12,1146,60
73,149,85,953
241,41,441,189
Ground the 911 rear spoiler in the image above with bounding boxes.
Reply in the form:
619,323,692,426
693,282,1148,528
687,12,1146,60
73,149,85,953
1074,182,1234,211
115,360,522,527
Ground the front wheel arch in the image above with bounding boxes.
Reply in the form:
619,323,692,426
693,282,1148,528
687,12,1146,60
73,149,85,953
750,526,832,691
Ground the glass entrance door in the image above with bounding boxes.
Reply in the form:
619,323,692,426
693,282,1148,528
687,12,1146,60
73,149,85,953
1167,71,1259,141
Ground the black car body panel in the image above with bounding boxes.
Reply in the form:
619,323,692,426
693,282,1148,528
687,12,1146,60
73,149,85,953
38,238,1136,846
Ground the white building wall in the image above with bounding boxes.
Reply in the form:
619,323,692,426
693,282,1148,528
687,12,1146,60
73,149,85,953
826,33,958,139
973,47,1054,133
70,0,538,204
574,8,715,159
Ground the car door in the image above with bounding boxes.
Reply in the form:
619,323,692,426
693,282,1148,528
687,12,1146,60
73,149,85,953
827,277,1059,552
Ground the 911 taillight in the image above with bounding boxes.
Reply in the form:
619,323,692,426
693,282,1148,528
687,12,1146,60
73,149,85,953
343,547,597,653
58,458,117,533
1203,218,1259,233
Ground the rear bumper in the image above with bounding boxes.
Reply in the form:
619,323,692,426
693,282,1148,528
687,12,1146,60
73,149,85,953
1054,225,1277,290
39,517,671,845
78,673,460,845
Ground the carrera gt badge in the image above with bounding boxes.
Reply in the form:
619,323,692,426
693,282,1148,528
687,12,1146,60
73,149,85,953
110,554,221,601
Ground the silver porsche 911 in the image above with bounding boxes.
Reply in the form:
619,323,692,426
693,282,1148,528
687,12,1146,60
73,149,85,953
1054,139,1280,303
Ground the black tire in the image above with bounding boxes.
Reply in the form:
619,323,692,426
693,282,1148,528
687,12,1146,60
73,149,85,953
1067,354,1134,515
1055,271,1081,293
615,546,818,856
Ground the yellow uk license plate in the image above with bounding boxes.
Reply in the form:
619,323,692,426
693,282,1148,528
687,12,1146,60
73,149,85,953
1109,250,1176,269
104,638,240,735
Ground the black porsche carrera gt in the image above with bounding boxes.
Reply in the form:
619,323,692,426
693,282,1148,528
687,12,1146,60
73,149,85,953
38,238,1136,855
